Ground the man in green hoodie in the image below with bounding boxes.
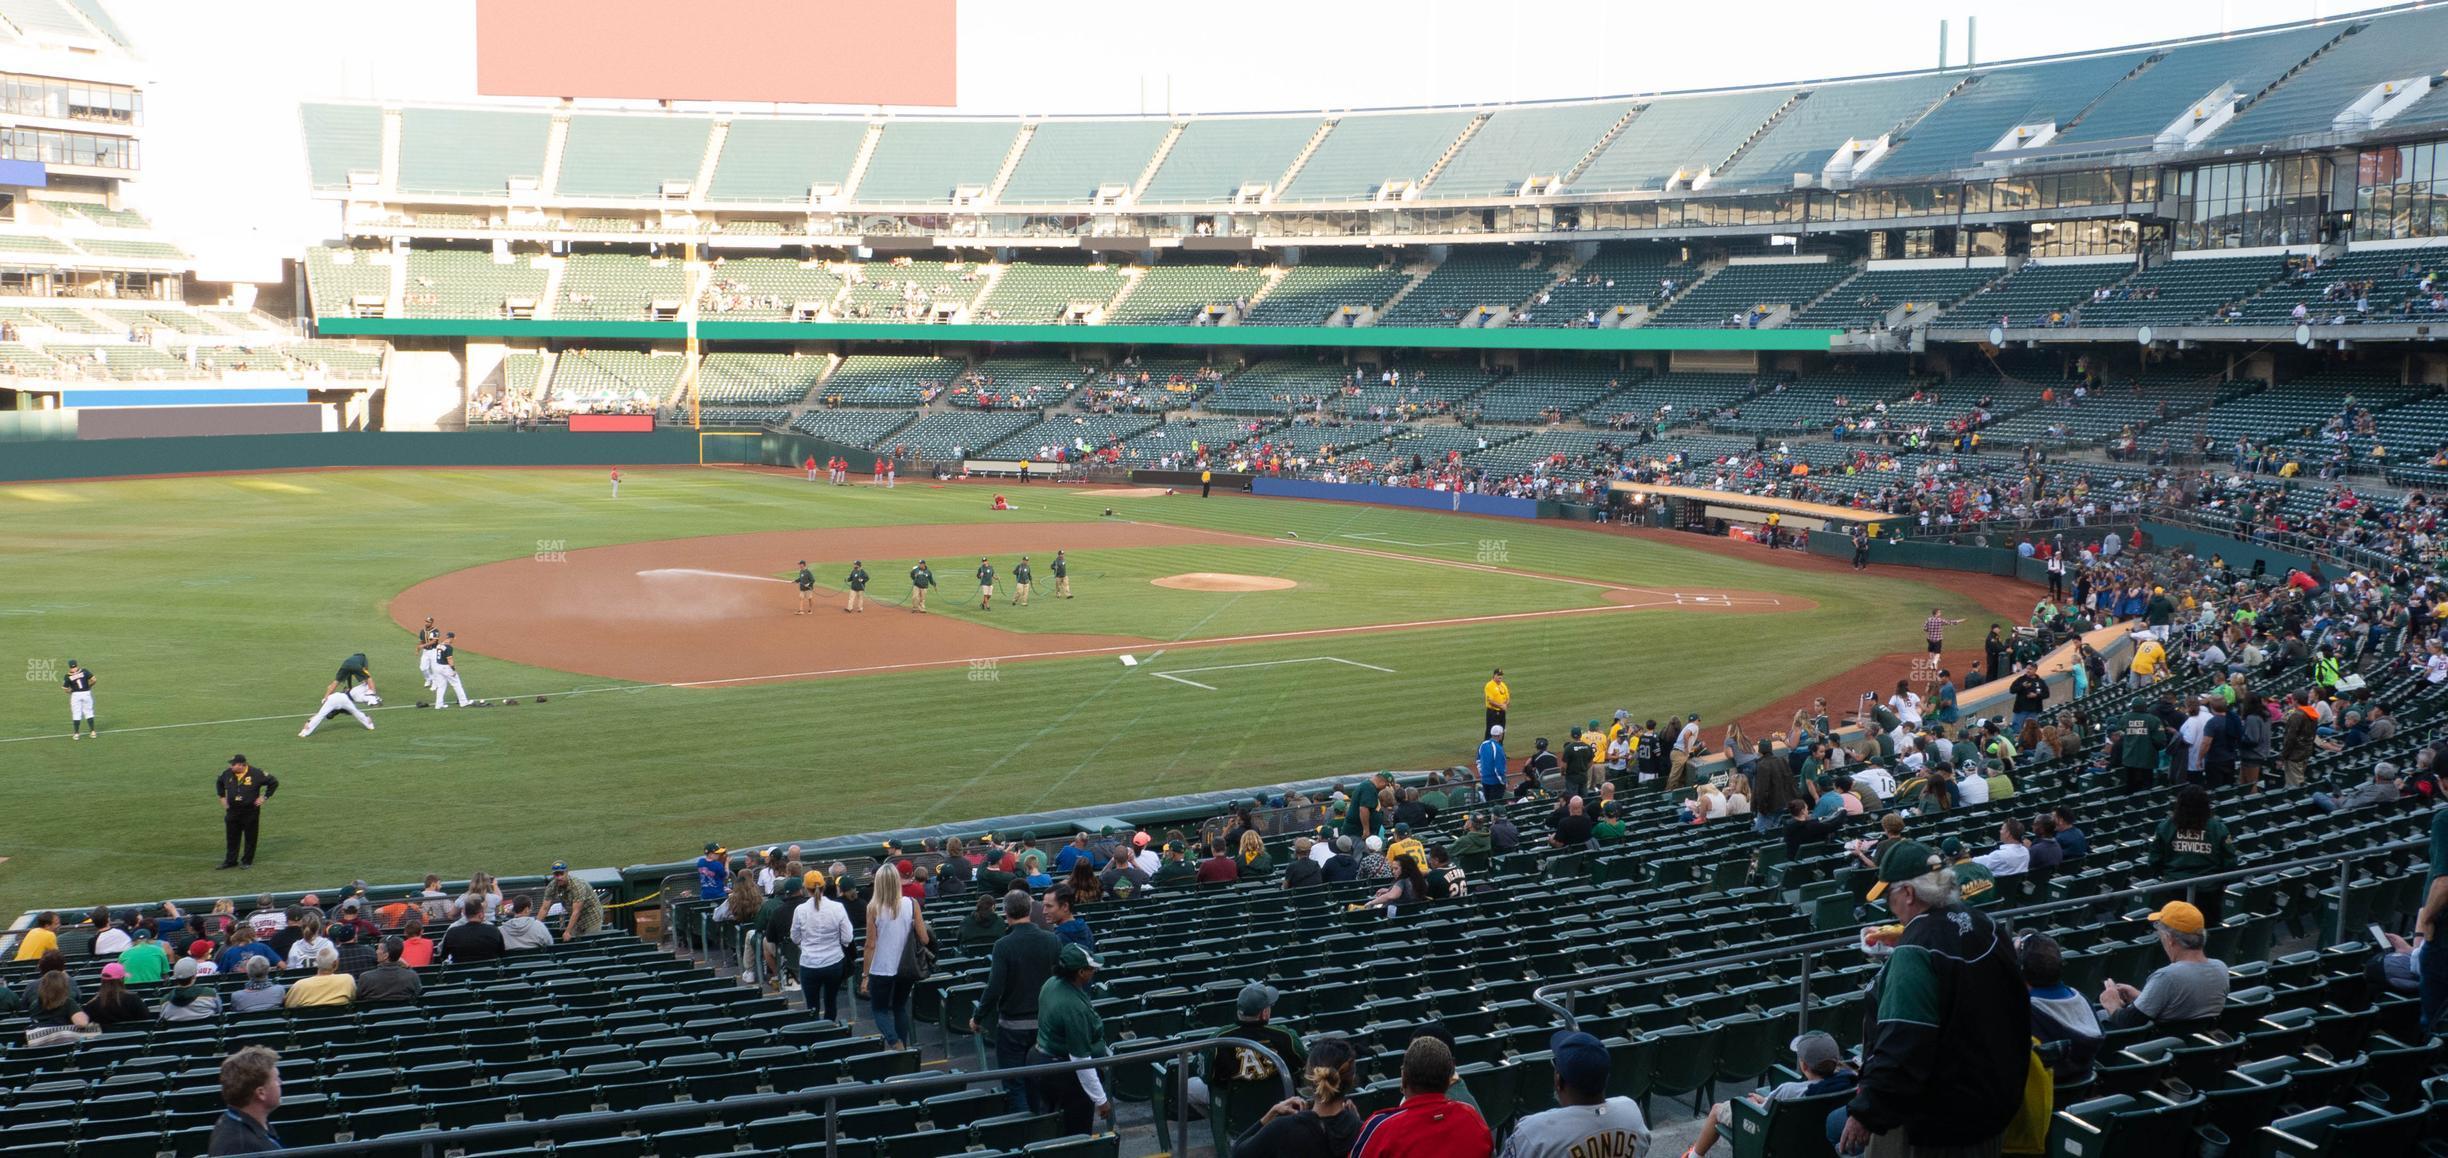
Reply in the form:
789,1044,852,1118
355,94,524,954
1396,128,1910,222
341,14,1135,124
1030,944,1112,1136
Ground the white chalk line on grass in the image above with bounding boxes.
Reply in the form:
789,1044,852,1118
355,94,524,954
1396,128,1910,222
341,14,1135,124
1339,532,1472,548
1150,655,1397,692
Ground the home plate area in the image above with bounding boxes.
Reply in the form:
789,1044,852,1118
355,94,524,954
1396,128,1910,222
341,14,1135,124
1147,655,1395,691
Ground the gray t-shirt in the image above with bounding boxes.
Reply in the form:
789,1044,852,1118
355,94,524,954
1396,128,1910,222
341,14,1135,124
2133,958,2228,1024
1498,1098,1651,1158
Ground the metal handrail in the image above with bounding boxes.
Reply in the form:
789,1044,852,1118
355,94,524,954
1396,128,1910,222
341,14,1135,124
1534,832,2429,1034
267,1035,1293,1158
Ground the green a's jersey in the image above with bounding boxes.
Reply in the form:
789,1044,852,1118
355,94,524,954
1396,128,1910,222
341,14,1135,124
846,567,869,591
1014,563,1033,584
910,566,934,589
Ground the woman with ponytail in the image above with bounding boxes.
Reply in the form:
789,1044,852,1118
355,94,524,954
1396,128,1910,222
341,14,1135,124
1233,1035,1361,1157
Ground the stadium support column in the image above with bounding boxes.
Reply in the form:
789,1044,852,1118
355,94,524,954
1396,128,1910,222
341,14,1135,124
684,239,700,430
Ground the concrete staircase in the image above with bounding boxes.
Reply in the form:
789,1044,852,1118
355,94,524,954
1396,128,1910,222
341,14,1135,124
1130,123,1186,202
1559,105,1643,190
538,116,570,197
1364,262,1440,326
839,124,886,203
1271,119,1338,201
691,122,731,197
1709,91,1804,179
985,123,1036,204
1416,112,1490,194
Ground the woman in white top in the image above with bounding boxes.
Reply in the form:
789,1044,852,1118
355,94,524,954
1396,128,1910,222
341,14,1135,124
284,914,334,971
787,870,856,1024
1888,681,1924,729
857,863,932,1050
1722,772,1754,816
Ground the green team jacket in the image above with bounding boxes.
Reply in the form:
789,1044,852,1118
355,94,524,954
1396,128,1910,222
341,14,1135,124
2110,712,2166,769
1034,975,1109,1062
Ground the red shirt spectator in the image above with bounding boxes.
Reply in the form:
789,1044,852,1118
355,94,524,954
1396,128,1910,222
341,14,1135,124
1194,849,1240,885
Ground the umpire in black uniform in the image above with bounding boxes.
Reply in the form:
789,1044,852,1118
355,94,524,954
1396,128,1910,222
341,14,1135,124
215,755,278,870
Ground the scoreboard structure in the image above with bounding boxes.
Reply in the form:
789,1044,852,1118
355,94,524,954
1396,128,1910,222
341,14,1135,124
474,0,957,107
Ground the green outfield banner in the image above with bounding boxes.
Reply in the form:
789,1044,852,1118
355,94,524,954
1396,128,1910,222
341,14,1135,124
313,316,1841,352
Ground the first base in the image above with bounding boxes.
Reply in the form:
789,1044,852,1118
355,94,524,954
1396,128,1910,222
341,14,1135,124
1119,655,1138,667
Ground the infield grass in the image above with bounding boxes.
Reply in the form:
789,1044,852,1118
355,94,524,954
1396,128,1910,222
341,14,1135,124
0,467,1977,910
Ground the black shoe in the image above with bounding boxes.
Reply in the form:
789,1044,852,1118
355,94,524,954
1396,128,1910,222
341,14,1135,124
215,862,238,871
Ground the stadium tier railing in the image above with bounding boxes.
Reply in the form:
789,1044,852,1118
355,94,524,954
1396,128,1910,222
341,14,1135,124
263,1035,1292,1158
1532,835,2429,1038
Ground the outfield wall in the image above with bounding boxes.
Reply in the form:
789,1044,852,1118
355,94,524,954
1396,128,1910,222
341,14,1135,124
0,429,703,483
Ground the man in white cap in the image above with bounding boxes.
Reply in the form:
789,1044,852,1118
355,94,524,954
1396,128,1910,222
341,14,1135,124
1477,726,1508,801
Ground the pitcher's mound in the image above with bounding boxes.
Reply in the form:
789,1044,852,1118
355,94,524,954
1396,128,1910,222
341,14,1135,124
1153,572,1298,592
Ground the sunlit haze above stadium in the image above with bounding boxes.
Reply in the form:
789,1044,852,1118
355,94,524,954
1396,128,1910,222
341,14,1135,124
114,0,2404,277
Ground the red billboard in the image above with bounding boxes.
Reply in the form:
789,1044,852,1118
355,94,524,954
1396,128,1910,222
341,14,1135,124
476,0,955,107
568,413,656,433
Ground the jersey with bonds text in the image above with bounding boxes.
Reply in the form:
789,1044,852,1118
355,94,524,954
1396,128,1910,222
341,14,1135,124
847,566,869,591
795,567,816,592
63,668,94,694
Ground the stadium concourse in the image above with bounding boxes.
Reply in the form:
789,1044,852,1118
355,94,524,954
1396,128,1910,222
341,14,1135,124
10,512,2448,1158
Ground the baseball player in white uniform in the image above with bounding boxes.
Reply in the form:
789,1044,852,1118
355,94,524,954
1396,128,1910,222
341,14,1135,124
302,656,380,737
417,617,441,684
62,659,96,739
428,632,475,708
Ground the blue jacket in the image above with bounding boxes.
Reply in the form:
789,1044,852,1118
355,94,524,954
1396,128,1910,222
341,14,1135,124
1476,739,1506,788
1053,917,1095,952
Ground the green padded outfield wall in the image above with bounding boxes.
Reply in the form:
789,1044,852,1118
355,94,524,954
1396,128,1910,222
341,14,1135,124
693,427,878,471
0,429,703,483
313,317,1843,353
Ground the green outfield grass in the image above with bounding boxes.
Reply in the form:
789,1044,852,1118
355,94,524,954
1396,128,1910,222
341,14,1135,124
0,468,1978,910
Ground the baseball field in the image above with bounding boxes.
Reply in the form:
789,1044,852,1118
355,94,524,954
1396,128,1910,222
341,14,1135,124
0,467,1987,910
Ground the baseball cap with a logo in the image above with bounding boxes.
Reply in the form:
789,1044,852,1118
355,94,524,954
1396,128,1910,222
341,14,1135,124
1864,840,1944,901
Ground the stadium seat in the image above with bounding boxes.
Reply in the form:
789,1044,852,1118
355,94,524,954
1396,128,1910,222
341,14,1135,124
2047,1089,2210,1158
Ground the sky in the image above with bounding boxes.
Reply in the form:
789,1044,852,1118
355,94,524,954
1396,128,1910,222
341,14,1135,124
102,0,2408,281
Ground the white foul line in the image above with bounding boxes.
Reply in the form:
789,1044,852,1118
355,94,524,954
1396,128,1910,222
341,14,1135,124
1150,655,1397,691
1339,533,1471,548
1161,656,1397,676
